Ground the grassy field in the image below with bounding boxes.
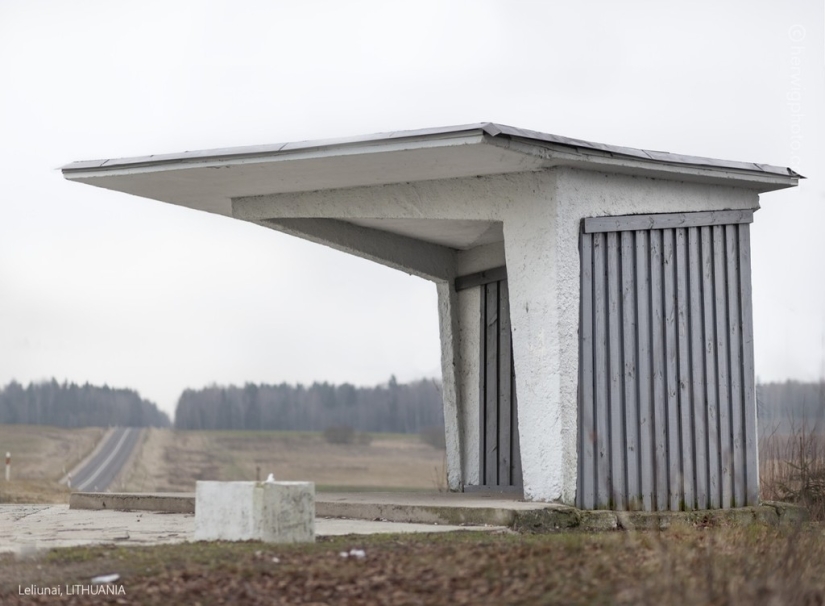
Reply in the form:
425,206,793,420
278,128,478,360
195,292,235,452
123,429,446,493
0,425,105,503
2,525,825,605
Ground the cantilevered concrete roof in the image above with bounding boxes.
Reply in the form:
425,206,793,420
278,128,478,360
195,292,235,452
62,123,802,217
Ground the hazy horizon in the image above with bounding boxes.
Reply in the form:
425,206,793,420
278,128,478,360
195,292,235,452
2,1,823,420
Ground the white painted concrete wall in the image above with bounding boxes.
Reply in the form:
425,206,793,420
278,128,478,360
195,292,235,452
233,168,760,503
456,286,481,486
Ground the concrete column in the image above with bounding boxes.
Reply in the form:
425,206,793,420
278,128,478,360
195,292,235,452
502,193,577,504
436,281,464,491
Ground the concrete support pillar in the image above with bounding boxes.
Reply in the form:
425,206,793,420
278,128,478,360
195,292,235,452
503,204,577,504
436,281,464,491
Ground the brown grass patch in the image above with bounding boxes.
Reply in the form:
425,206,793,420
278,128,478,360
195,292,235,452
0,479,71,504
0,425,104,481
123,429,446,493
2,525,825,605
760,422,825,521
0,425,105,503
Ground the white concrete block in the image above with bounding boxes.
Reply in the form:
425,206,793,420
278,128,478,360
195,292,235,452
194,481,314,543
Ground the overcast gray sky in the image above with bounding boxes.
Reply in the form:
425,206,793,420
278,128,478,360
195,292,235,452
1,0,823,419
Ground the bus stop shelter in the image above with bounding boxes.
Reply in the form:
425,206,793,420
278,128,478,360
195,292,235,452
62,123,801,510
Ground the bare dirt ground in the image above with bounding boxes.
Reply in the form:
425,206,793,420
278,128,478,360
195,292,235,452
0,425,105,503
123,429,446,493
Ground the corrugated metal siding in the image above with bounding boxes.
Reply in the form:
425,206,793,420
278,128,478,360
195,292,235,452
578,214,758,511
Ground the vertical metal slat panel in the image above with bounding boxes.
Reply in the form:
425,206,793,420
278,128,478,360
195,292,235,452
607,231,625,509
636,230,654,510
621,231,640,508
650,229,669,510
688,226,709,509
663,228,681,511
701,225,721,509
478,278,522,491
739,225,759,504
593,233,611,508
726,226,745,507
712,225,733,509
675,228,695,509
578,215,758,511
498,279,513,487
484,282,499,487
579,233,596,509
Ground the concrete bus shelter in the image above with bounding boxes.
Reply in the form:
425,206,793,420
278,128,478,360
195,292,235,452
62,123,801,510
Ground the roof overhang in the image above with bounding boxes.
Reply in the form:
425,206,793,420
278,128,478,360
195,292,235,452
62,122,802,218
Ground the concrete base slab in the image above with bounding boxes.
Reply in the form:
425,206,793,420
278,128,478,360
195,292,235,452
70,492,195,513
0,504,505,556
68,491,810,533
70,491,560,526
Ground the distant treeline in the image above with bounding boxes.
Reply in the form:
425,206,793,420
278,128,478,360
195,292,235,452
0,379,171,428
757,380,824,434
1,377,818,435
174,376,444,433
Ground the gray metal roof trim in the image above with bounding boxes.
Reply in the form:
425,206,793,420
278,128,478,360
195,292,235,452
483,123,802,179
61,122,803,180
60,123,491,173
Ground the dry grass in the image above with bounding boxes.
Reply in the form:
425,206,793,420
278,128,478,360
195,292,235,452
0,479,72,504
760,421,825,521
0,425,105,503
123,429,446,493
2,525,825,605
0,425,104,481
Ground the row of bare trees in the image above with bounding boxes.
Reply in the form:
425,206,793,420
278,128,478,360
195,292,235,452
0,379,171,428
1,377,817,436
174,376,444,433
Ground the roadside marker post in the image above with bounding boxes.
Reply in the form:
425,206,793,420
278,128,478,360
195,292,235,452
5,452,10,482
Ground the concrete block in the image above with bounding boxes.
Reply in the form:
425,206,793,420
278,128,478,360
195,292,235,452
194,481,314,543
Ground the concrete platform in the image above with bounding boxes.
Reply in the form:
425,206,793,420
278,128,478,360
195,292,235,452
0,504,507,557
68,491,809,532
71,492,195,514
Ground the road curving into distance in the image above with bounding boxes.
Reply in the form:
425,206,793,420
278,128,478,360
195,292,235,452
67,427,142,492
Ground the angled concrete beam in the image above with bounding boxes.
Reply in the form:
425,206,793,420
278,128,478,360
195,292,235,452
256,218,457,282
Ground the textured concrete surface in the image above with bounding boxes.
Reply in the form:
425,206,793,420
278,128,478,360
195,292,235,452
436,280,463,492
71,492,195,513
194,481,314,543
66,491,809,535
71,491,554,527
0,504,506,556
314,491,564,527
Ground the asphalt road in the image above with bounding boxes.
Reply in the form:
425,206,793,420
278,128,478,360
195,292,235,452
68,427,141,492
